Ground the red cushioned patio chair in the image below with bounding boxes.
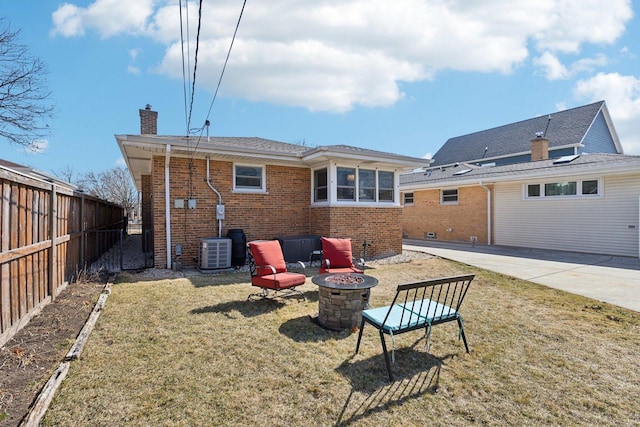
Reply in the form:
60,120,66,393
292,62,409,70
319,237,365,274
247,240,307,301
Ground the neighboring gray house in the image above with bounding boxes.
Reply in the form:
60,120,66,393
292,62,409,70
401,101,639,258
430,100,622,167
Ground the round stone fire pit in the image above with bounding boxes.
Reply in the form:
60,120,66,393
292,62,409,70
311,273,378,331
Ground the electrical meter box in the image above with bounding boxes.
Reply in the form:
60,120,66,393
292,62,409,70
216,204,225,219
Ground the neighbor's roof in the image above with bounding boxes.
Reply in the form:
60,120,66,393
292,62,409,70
116,134,429,190
0,159,77,190
430,101,620,167
400,153,640,189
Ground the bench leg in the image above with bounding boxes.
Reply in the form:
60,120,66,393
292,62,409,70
379,330,393,382
457,317,470,353
355,318,365,354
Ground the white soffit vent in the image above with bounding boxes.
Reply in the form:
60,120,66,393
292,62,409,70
553,154,580,164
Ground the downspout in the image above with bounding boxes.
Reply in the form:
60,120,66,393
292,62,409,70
479,181,492,245
165,144,172,269
206,156,223,237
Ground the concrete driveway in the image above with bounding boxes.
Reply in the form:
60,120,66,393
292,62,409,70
403,239,640,312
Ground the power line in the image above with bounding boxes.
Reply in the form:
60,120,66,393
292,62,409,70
186,0,203,136
190,0,247,156
179,0,191,136
205,0,247,122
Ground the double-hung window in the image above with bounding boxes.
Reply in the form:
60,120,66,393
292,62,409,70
441,188,458,204
314,168,328,202
337,167,356,201
234,164,265,192
358,169,376,201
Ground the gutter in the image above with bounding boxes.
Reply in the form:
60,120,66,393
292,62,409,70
165,144,172,269
479,181,492,245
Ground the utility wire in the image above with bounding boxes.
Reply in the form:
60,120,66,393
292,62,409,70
190,0,247,157
186,0,203,136
205,0,247,122
179,0,193,136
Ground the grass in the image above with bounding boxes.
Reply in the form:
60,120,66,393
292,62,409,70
42,256,640,426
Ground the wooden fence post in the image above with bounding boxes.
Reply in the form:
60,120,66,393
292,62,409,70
48,184,57,302
80,192,85,268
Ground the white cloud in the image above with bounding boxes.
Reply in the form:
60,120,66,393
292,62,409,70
27,139,49,154
534,52,570,80
128,48,143,74
574,72,640,154
52,0,633,112
129,48,142,61
535,52,609,80
51,0,155,38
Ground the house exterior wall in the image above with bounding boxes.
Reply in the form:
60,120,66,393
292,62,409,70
581,111,618,154
151,156,311,268
310,206,403,259
401,186,490,244
148,155,409,268
493,173,640,257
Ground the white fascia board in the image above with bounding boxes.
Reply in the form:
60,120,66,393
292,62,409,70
400,161,640,190
302,150,426,170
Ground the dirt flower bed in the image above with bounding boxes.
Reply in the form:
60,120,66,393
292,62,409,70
0,278,106,426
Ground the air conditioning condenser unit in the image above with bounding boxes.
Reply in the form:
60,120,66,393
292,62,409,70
199,238,232,269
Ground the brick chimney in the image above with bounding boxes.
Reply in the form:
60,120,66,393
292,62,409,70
139,104,158,135
531,137,549,161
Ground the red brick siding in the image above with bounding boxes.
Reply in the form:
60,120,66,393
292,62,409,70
310,206,402,259
401,186,491,244
151,156,311,268
150,155,405,268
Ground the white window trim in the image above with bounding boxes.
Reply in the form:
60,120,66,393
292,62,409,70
233,163,266,193
312,167,329,203
523,177,603,200
377,170,395,203
403,192,414,206
311,163,401,206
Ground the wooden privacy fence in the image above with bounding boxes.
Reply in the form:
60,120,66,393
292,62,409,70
0,167,125,347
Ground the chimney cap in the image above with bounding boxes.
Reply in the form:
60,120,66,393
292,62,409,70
145,104,152,110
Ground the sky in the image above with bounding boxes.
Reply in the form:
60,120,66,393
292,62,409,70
1,0,639,183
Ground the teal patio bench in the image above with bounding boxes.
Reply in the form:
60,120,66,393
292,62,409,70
355,274,475,381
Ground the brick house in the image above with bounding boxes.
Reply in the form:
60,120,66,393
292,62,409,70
400,101,640,258
117,106,427,269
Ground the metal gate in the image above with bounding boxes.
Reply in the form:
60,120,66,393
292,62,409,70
90,229,124,273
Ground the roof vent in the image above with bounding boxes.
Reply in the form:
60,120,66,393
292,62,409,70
553,154,580,164
453,168,472,176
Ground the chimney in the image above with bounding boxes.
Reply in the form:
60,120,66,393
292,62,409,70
530,137,549,161
139,104,158,135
